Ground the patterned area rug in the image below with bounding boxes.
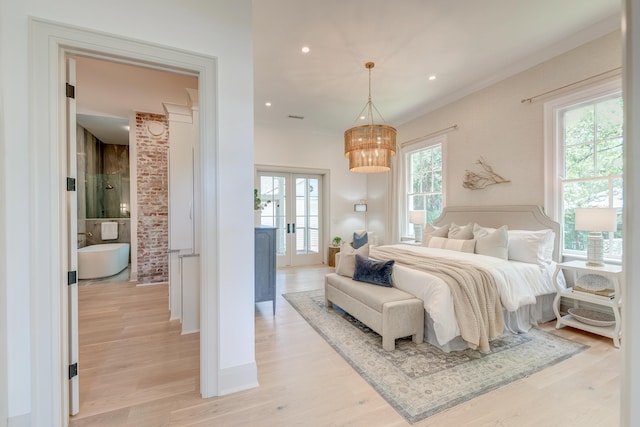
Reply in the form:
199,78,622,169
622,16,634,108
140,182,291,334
283,289,588,424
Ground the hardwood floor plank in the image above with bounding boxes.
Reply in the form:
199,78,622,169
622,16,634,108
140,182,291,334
71,265,620,426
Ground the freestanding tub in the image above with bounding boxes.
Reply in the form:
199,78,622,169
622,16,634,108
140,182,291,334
78,243,130,280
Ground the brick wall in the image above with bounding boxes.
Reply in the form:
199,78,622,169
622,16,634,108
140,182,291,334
136,112,169,283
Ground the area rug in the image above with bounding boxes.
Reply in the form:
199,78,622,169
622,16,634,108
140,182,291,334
283,289,588,424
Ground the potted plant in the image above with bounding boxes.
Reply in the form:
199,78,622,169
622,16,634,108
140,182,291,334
331,236,342,247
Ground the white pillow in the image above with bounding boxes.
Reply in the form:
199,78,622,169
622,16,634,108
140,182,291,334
448,222,474,240
427,236,476,253
508,229,555,265
422,223,449,246
473,224,508,260
336,242,369,277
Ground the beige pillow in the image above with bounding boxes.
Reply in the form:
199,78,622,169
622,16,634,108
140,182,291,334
336,242,369,277
448,222,474,240
427,236,476,253
422,223,450,246
474,224,509,259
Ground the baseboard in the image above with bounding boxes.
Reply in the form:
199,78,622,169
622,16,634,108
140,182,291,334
218,362,259,396
8,413,31,427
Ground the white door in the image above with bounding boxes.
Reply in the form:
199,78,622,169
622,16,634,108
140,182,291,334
66,57,80,415
257,172,323,267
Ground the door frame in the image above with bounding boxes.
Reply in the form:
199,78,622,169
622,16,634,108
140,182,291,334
255,165,331,265
29,19,219,424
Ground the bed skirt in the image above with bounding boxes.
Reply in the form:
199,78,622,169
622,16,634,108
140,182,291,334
424,293,557,352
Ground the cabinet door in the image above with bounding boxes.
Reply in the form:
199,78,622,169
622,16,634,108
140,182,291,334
255,227,276,303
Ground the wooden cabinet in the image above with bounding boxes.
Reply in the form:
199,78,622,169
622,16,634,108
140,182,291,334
255,227,276,314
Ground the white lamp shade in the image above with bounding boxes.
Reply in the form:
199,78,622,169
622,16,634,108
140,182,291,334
575,208,617,232
409,210,426,225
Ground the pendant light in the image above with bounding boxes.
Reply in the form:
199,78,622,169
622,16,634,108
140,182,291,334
344,62,397,173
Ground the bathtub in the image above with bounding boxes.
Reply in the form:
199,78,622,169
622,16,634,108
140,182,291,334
78,243,130,280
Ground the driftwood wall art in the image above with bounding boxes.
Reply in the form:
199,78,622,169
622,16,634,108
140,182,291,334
462,157,511,190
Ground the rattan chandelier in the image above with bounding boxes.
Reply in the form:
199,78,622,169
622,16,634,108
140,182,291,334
344,62,397,173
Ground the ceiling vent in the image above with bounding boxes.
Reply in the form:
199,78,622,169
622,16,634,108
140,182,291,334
287,115,305,120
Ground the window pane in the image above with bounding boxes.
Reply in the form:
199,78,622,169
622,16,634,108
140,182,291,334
597,137,623,176
564,105,594,146
426,194,442,224
564,143,594,179
596,97,623,139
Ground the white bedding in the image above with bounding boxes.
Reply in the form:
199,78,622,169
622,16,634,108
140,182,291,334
373,244,564,347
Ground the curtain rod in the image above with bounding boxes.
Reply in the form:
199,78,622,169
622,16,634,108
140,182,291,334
521,67,621,104
400,124,458,146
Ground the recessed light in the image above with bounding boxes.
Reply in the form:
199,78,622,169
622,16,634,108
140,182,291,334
301,46,310,54
359,115,366,120
265,102,272,107
428,75,436,81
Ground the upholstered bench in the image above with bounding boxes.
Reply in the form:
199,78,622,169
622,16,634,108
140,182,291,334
325,272,424,351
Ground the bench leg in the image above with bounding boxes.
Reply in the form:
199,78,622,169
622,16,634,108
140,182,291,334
382,336,395,351
412,333,423,345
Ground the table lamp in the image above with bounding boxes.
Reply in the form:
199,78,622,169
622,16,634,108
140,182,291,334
409,210,426,243
574,208,617,266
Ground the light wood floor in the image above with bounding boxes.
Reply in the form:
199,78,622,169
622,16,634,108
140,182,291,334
70,265,621,426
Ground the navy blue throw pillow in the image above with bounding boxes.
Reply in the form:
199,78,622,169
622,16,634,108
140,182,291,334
352,254,394,287
353,232,368,249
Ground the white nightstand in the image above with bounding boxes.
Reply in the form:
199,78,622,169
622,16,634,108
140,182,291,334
552,260,622,347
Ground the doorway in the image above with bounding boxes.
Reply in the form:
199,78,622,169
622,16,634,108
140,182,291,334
30,19,221,425
257,170,324,267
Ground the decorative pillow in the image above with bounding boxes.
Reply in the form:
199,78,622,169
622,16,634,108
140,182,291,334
422,223,450,246
473,224,508,259
352,254,394,287
448,222,474,240
507,229,555,265
353,230,368,249
336,242,369,277
427,236,476,253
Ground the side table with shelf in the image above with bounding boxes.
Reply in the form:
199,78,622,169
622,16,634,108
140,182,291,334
328,246,340,267
552,260,622,347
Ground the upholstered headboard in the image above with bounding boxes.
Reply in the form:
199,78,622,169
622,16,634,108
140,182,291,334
432,205,561,262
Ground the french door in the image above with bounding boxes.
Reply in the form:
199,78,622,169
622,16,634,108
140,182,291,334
257,172,323,267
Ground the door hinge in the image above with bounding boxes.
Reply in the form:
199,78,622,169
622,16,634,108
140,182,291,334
66,83,75,99
69,363,78,379
68,271,77,286
67,177,76,191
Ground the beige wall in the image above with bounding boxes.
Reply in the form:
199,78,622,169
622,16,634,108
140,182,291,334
370,30,622,243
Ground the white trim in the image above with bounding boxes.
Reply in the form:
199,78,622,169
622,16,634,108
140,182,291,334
622,1,640,424
218,362,259,396
29,19,220,425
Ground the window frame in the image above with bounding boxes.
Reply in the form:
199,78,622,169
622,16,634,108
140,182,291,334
544,79,623,259
400,135,446,239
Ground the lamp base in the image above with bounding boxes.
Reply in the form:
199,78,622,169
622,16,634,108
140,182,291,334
586,231,604,267
414,224,423,243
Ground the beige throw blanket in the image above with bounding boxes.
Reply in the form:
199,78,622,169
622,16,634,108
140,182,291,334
370,246,504,352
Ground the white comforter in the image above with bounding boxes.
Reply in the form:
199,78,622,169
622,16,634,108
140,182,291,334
376,244,561,346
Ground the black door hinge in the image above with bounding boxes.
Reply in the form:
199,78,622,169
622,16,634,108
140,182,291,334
66,83,75,99
67,177,76,191
69,363,78,379
68,271,77,286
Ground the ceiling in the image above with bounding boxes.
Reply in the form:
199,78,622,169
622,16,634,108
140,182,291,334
75,0,621,143
253,0,621,133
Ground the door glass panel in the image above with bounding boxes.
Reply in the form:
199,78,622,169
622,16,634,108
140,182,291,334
295,177,319,255
260,175,287,256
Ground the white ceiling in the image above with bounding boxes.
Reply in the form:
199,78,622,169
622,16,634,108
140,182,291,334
253,0,621,133
74,0,621,142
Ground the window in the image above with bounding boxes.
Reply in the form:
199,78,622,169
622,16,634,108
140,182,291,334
403,139,444,237
548,84,623,259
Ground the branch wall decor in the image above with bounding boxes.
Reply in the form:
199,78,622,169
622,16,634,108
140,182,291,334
462,157,511,190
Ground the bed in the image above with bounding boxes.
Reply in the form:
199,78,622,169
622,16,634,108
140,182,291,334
369,205,565,352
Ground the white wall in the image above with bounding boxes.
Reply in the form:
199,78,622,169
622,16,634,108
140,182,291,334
254,121,369,245
395,31,622,209
0,0,254,423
